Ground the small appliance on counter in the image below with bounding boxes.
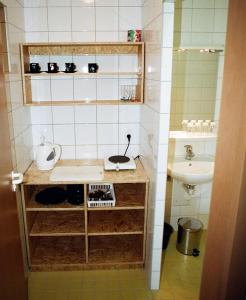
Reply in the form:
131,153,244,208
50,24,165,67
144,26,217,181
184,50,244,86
103,134,136,171
35,137,61,171
104,155,136,171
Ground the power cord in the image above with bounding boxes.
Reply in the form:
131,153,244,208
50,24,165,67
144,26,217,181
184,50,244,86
124,134,131,156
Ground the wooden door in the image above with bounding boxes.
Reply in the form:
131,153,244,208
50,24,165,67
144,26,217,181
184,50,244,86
200,0,246,299
0,7,27,300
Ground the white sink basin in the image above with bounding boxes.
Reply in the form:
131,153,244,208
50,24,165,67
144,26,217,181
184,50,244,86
168,160,214,184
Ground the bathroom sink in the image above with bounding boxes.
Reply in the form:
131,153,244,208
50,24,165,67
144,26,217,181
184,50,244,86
168,160,214,184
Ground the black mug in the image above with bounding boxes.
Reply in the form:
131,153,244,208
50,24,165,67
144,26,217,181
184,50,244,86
65,62,76,73
29,63,41,73
48,62,59,73
88,63,99,73
67,185,84,205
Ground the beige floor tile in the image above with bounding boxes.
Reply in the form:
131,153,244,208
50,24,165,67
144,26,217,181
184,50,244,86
28,233,206,300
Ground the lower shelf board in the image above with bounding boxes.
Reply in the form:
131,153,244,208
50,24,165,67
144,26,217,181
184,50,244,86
30,236,86,266
29,211,85,236
88,235,143,264
88,210,144,235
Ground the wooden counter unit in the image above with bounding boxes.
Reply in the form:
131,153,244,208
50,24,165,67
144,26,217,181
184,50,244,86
21,159,149,271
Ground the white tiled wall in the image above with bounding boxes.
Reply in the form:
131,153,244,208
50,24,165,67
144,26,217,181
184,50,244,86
141,0,174,290
171,0,228,130
170,51,220,130
25,0,143,159
3,0,32,173
174,0,228,48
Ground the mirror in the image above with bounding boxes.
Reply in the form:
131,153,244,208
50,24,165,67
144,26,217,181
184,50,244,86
170,49,223,131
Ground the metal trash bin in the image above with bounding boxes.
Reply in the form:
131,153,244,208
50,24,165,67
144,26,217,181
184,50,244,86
176,217,203,256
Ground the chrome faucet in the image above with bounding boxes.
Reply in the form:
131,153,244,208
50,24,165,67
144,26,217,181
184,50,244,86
184,145,195,160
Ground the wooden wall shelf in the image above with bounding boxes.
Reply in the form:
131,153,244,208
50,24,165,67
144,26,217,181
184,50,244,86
21,160,149,271
20,42,145,106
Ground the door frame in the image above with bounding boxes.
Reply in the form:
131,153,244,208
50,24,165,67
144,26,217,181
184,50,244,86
200,0,246,299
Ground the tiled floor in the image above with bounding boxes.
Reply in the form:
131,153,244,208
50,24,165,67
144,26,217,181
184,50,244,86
29,232,206,300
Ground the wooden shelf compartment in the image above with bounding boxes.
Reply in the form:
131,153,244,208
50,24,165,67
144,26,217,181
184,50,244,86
88,210,144,235
88,235,143,264
22,185,85,211
21,42,144,56
87,183,146,210
29,236,86,269
27,211,85,236
24,100,142,106
20,42,145,106
24,71,142,77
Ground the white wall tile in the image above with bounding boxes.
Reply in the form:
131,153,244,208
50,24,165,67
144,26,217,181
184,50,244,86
95,7,118,31
61,146,76,159
72,31,95,42
25,32,49,42
119,7,142,31
24,0,46,7
119,55,138,72
151,249,162,272
72,7,95,31
215,0,228,8
98,144,119,158
71,0,95,6
162,13,174,48
97,105,118,123
95,31,119,42
25,8,48,31
152,225,163,249
76,145,97,159
191,9,214,33
97,124,118,144
31,78,51,102
31,106,52,125
52,106,74,124
32,124,54,145
214,9,228,33
75,124,97,145
119,105,140,123
48,31,72,42
74,78,97,101
95,0,118,6
48,7,71,31
193,0,215,8
119,0,142,6
53,124,75,145
51,79,73,101
75,105,97,123
47,0,71,6
96,55,118,72
97,79,119,100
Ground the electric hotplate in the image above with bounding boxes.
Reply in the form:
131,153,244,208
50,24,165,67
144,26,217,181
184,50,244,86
108,155,130,164
104,155,136,171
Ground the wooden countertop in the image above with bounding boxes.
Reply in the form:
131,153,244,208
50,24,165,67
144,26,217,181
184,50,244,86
23,159,149,185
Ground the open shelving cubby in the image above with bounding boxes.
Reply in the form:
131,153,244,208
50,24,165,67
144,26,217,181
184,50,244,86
21,160,149,271
20,42,145,106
